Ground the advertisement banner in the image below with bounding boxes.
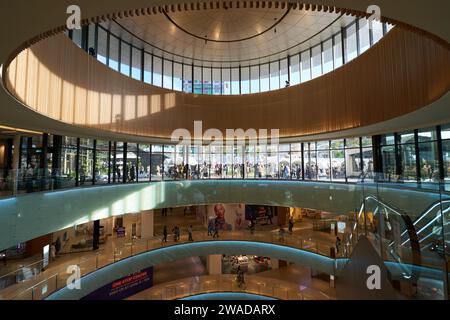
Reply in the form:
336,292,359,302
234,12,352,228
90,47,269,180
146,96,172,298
82,266,153,300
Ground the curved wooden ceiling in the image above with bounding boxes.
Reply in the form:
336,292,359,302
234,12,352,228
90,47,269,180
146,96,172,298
5,26,450,139
0,0,449,143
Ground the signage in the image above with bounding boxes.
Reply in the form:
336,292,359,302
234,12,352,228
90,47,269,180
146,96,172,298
116,227,126,238
82,266,153,300
337,221,346,234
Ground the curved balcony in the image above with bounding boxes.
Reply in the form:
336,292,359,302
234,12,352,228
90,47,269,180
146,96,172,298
2,232,336,300
128,275,331,300
1,179,447,251
0,177,448,299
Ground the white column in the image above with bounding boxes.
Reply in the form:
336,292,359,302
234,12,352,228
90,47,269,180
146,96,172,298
140,210,154,239
207,254,222,275
12,134,21,195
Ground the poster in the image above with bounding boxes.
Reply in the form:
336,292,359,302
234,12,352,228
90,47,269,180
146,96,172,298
206,204,245,231
82,266,153,300
337,221,346,234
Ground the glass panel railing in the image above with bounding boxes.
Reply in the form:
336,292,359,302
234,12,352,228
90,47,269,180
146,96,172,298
132,275,327,300
356,172,449,300
4,230,338,300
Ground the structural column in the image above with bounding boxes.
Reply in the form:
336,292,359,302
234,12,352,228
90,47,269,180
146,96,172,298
52,135,62,190
11,134,21,195
207,254,222,275
140,210,154,239
92,220,100,251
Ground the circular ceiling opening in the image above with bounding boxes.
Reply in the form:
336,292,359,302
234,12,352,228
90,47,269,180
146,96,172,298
103,4,356,66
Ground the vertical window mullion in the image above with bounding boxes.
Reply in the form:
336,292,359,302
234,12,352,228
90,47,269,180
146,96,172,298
258,64,261,93
140,49,145,81
118,40,122,73
191,64,194,94
356,19,361,56
332,35,335,70
268,62,271,91
239,66,242,95
94,24,99,55
320,41,324,75
151,54,154,85
287,55,291,83
107,141,111,184
414,129,421,184
278,60,281,89
128,44,132,77
341,27,346,64
106,31,110,66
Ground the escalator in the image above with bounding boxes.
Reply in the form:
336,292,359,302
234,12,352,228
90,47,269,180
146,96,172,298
355,194,449,298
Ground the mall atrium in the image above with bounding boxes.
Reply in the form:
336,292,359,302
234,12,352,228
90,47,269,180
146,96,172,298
0,0,449,302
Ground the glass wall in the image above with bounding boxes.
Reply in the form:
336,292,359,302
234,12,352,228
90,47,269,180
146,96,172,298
70,18,391,96
381,134,397,179
151,144,163,181
418,128,440,183
61,137,78,188
6,121,450,197
95,140,110,184
442,125,450,188
399,131,417,182
79,139,94,185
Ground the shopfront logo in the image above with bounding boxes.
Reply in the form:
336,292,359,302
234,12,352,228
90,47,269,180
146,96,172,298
66,265,81,290
66,5,81,30
171,120,279,149
366,265,381,290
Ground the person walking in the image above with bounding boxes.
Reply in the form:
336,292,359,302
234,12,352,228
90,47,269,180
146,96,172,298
162,225,168,243
288,216,294,234
278,226,286,242
207,219,214,236
213,219,220,238
188,225,194,241
236,265,246,289
335,236,341,254
267,207,273,225
172,225,180,242
248,220,255,235
50,243,56,262
55,237,61,256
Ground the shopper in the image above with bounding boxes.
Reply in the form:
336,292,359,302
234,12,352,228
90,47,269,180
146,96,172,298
207,219,214,236
267,207,273,225
288,216,294,234
236,265,245,288
172,225,180,242
50,243,56,261
55,237,61,255
248,220,255,235
213,219,220,238
188,225,194,241
335,236,341,253
278,226,286,242
162,225,168,243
